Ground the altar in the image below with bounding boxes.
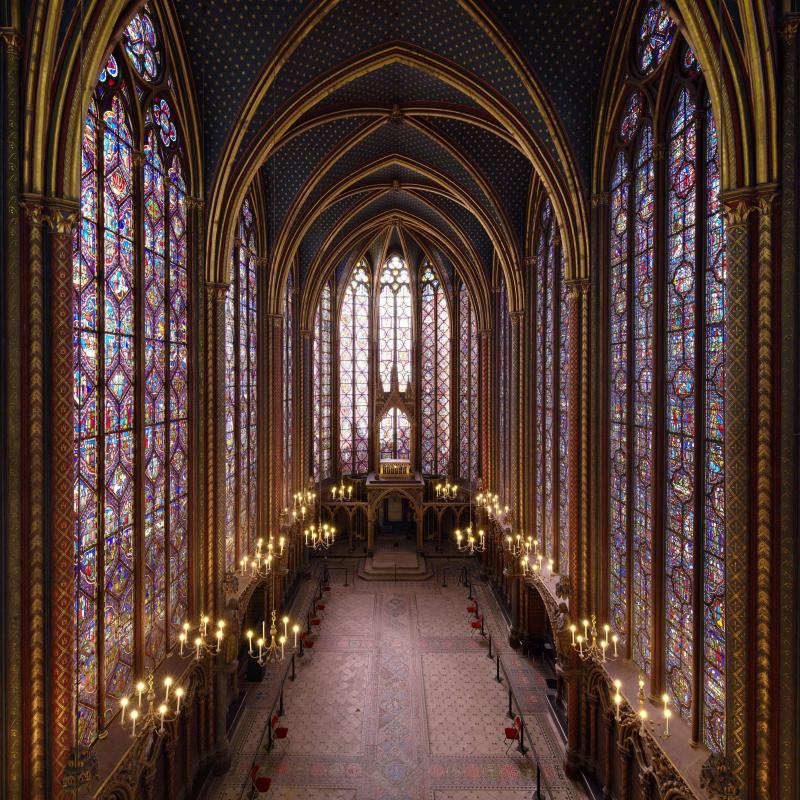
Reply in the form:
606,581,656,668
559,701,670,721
365,468,425,552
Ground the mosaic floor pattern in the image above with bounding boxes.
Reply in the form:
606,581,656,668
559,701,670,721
207,566,585,800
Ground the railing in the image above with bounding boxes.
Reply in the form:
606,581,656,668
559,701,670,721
378,459,411,477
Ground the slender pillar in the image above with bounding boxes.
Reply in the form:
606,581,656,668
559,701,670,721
564,662,582,779
21,198,46,800
46,201,79,799
206,282,230,772
479,328,492,489
509,310,525,536
2,27,24,800
779,17,800,800
721,191,754,796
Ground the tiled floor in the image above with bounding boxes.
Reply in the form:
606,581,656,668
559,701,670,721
207,563,585,800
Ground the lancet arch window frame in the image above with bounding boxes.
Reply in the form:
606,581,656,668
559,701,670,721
313,280,333,481
72,8,192,744
603,5,727,754
282,269,295,505
457,281,480,485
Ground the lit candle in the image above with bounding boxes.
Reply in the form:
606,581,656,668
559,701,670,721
583,619,589,639
159,703,167,733
282,616,289,638
662,692,669,713
577,635,584,656
614,693,622,721
130,709,139,737
195,637,202,659
293,624,299,649
280,635,286,660
664,708,672,736
569,625,576,645
175,687,184,714
257,638,264,660
136,681,146,707
262,620,266,640
120,697,129,724
216,629,224,649
603,624,610,647
163,676,173,702
638,708,648,724
601,640,608,662
247,630,254,653
612,634,619,657
179,632,186,656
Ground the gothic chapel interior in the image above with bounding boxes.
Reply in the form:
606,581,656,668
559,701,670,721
1,1,798,798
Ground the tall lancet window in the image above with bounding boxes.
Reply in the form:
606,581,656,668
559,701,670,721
378,255,412,392
339,263,370,474
420,263,451,475
72,8,190,743
458,283,479,484
313,281,333,480
225,199,258,573
282,271,294,504
605,6,726,752
497,276,511,505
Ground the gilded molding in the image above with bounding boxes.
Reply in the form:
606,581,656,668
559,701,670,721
590,191,609,208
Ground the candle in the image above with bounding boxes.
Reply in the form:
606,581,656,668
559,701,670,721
120,697,129,724
662,692,669,712
603,624,610,646
280,635,285,660
569,624,576,645
614,693,621,721
638,708,648,724
293,624,299,649
262,620,266,640
247,630,254,653
175,687,184,714
163,676,173,702
130,709,138,737
257,638,264,660
582,619,589,639
216,630,224,649
195,637,202,659
577,635,584,656
612,634,619,657
159,704,167,733
664,708,672,736
282,616,289,638
179,632,186,656
136,681,146,707
601,640,608,662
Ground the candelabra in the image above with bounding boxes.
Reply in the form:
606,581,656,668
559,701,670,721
435,480,458,500
568,614,619,663
331,481,353,501
118,672,184,738
454,524,485,553
476,490,509,522
177,615,226,659
505,533,535,558
304,521,335,550
245,609,300,666
238,535,286,578
292,488,316,522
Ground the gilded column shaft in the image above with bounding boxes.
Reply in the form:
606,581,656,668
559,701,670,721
509,310,524,532
46,203,79,800
721,194,752,796
779,17,800,800
22,199,46,800
3,27,24,800
754,188,777,800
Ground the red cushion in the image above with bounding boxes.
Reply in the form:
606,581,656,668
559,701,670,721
315,603,326,609
471,621,481,628
255,776,272,791
504,727,519,739
311,618,321,625
250,765,260,780
304,638,315,647
274,727,288,738
323,586,331,592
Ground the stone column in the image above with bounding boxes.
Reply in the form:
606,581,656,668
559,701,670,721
479,328,492,489
509,310,525,539
45,201,79,799
564,662,583,779
2,27,24,800
720,191,754,796
205,282,231,772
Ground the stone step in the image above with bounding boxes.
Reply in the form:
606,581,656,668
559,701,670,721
357,552,433,581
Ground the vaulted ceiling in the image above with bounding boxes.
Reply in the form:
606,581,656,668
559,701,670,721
52,0,623,292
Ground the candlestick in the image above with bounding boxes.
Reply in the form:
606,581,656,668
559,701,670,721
175,687,183,714
577,635,584,656
601,640,608,662
282,616,289,639
136,681,146,707
247,630,254,653
130,709,138,738
258,638,264,660
664,708,671,737
293,624,299,649
612,634,619,657
614,693,621,721
569,624,576,645
583,619,589,639
163,676,172,702
179,632,185,656
120,697,129,724
280,635,285,660
195,637,202,660
159,704,167,733
262,620,266,640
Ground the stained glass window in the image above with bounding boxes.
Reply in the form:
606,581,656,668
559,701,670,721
637,1,675,74
497,277,510,505
122,9,161,82
339,264,370,475
379,408,412,461
532,201,571,571
378,255,412,392
420,264,451,475
458,283,479,484
313,281,333,480
224,200,258,572
607,34,726,751
282,271,294,505
73,39,190,743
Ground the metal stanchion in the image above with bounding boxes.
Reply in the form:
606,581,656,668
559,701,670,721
487,633,493,659
442,568,448,588
516,717,527,755
279,686,284,717
507,687,513,717
495,654,502,683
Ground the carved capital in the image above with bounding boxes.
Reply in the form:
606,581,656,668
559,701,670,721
254,255,269,269
755,183,780,218
45,206,79,235
508,310,524,326
206,281,229,303
21,196,47,226
131,149,145,168
653,142,667,162
523,256,536,270
268,313,283,328
185,195,205,212
0,28,24,56
700,752,739,799
300,328,313,340
722,190,757,228
780,14,800,42
590,191,609,208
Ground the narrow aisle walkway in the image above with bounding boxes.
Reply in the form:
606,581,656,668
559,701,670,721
210,572,585,800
